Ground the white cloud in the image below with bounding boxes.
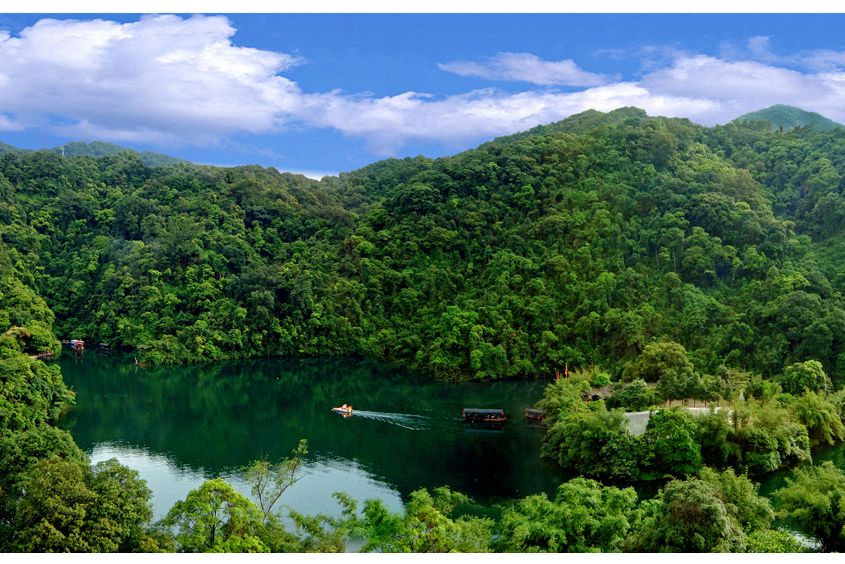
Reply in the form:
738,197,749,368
0,15,304,144
303,84,718,154
746,35,776,60
640,55,845,124
306,50,845,152
2,16,845,156
802,50,845,71
438,52,609,87
0,114,25,131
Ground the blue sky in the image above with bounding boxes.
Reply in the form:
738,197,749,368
1,13,845,176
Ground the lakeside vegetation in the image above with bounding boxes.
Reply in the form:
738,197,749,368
3,106,845,551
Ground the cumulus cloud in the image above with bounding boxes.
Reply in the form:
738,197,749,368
0,114,24,131
640,55,845,124
314,50,845,152
304,84,717,154
438,52,610,87
802,50,845,71
2,15,845,155
0,15,304,144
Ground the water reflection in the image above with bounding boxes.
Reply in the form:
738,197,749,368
58,352,845,527
60,353,561,518
88,443,404,519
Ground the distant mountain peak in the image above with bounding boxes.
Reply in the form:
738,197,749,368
734,105,843,132
0,139,188,167
52,141,188,167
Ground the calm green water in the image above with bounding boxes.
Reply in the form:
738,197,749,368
58,351,845,523
757,434,845,497
58,352,561,518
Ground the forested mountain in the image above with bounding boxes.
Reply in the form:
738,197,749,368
734,104,843,132
0,142,20,156
4,107,845,553
2,107,845,384
0,140,185,166
51,142,187,167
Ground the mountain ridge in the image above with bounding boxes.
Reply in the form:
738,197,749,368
0,139,187,167
2,104,845,383
2,104,841,174
733,104,842,132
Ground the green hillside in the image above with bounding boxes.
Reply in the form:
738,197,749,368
3,107,845,553
734,104,842,132
0,139,186,166
1,107,844,385
54,141,187,167
0,141,21,156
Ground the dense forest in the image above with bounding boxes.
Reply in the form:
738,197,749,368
3,106,845,552
5,107,845,383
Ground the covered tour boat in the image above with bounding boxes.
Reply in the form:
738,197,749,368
461,408,507,423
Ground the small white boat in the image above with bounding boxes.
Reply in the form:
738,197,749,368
332,405,353,416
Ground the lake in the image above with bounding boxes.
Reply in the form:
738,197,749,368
57,351,845,524
58,352,562,518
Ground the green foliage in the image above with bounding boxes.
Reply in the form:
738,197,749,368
4,108,845,383
87,459,157,551
630,467,775,552
534,377,591,426
244,439,308,519
567,365,608,387
720,399,811,475
689,397,817,477
629,477,746,552
5,107,845,552
735,104,843,132
739,426,782,475
745,529,807,553
606,379,659,411
591,371,611,387
698,467,774,533
0,253,60,357
639,409,703,478
10,456,96,552
790,391,844,447
541,380,829,481
237,439,352,553
0,356,75,437
360,486,492,553
9,456,157,552
542,402,639,481
781,360,832,395
695,410,739,469
745,375,783,402
773,461,845,552
0,425,87,525
163,478,268,553
495,477,639,552
285,492,362,553
623,342,695,384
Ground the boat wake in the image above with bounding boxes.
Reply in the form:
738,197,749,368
347,410,430,430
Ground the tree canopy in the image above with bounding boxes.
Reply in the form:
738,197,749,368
3,108,845,383
3,107,845,553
